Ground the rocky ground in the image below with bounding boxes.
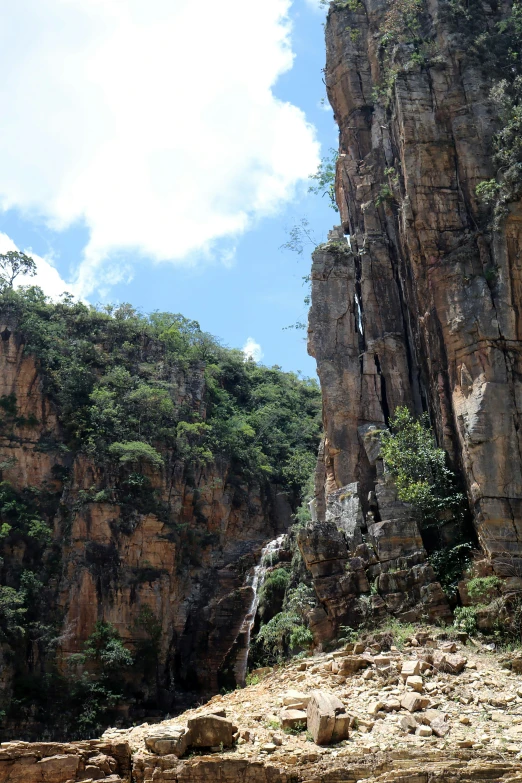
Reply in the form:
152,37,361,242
3,626,522,781
97,627,522,781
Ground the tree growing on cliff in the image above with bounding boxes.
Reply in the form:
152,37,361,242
308,148,339,211
380,407,465,529
0,251,36,289
108,440,164,468
381,407,474,597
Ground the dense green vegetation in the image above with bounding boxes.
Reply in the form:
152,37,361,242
5,620,135,739
0,284,321,494
381,407,474,598
381,407,465,531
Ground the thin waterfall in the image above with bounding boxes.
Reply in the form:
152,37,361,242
233,535,286,686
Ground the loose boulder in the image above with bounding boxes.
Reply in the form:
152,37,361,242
280,709,308,730
338,656,369,674
401,661,421,679
400,714,419,733
145,726,192,758
281,690,310,709
433,652,467,674
401,693,430,713
187,714,238,748
307,690,350,745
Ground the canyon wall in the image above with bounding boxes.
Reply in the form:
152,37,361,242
0,319,294,736
302,0,522,635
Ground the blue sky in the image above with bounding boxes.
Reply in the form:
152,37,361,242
0,0,336,377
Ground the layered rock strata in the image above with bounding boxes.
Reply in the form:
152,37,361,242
299,472,451,641
0,323,291,730
303,0,522,634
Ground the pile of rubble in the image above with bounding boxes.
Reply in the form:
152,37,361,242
111,629,522,780
3,629,522,781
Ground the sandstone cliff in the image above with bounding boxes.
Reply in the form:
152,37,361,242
301,0,522,637
0,306,320,738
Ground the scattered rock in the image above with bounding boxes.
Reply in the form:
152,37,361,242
399,714,419,733
280,709,307,730
368,701,384,717
406,675,424,692
307,690,350,745
401,693,430,713
187,714,238,748
281,690,310,709
431,717,451,737
440,642,457,653
338,656,369,674
145,726,192,758
401,661,421,679
433,652,467,674
416,725,432,737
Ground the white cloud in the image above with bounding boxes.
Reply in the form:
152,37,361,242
0,0,320,297
242,337,264,363
0,232,73,300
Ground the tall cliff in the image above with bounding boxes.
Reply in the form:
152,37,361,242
0,294,321,738
302,0,522,637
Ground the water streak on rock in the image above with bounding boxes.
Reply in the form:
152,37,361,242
234,535,286,686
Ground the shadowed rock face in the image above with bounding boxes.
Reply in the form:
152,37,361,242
302,0,522,631
0,323,292,729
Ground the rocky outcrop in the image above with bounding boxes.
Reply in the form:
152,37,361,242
302,0,522,634
0,323,292,734
0,739,131,782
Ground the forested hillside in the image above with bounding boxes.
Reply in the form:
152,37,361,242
0,284,321,738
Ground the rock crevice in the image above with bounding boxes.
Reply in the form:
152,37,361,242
303,0,522,633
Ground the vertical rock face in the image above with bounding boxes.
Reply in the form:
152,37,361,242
303,0,522,631
0,323,293,731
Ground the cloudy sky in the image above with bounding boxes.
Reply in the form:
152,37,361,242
0,0,335,374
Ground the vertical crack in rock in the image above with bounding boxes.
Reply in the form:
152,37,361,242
301,0,522,637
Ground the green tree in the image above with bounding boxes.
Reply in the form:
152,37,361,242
381,407,474,597
308,148,339,211
0,251,36,289
380,407,465,530
108,441,164,468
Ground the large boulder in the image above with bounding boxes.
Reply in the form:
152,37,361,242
337,655,369,674
145,726,192,757
401,693,430,713
306,690,350,745
325,483,364,551
433,651,467,674
187,714,238,748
